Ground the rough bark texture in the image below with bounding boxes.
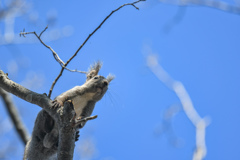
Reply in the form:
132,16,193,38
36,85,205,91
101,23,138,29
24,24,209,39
0,70,52,114
57,101,76,160
0,70,76,160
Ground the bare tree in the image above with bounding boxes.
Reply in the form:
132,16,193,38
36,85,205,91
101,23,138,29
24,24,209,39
0,0,145,159
1,0,238,159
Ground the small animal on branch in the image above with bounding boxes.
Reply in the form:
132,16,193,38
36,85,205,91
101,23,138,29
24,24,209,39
23,61,114,160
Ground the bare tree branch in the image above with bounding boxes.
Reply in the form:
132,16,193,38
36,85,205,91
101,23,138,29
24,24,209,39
19,27,87,75
146,54,210,160
57,101,76,160
19,26,65,66
0,70,97,160
57,102,98,160
74,115,98,127
0,70,53,114
18,0,146,98
19,26,64,66
48,0,146,98
67,0,146,65
63,68,88,74
0,88,30,145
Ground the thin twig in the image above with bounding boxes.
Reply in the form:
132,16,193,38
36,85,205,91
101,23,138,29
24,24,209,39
39,25,48,38
49,67,64,97
0,88,30,145
64,68,88,74
77,115,98,123
19,27,86,74
20,27,65,66
48,0,146,98
73,115,98,127
67,0,145,65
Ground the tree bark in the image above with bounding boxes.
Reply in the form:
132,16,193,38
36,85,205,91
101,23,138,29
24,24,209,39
0,70,76,160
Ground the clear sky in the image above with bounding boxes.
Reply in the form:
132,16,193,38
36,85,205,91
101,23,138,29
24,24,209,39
1,0,240,159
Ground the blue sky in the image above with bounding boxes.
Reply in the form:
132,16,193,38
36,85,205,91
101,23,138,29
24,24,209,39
1,0,240,159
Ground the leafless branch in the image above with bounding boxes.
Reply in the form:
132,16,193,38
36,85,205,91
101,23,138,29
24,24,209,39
57,101,76,160
0,70,89,160
64,68,88,74
19,26,65,66
74,115,98,127
19,27,87,75
39,26,48,38
49,67,64,97
58,109,98,159
0,88,30,145
48,0,146,98
68,0,146,64
0,70,53,114
146,54,209,160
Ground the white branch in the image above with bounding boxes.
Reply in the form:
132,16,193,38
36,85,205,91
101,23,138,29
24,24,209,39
146,54,209,160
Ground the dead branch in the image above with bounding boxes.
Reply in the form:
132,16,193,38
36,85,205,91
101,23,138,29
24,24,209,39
57,102,98,159
0,70,78,159
0,88,30,145
67,0,146,65
19,27,87,74
74,115,98,127
19,0,146,98
0,70,55,115
0,70,99,160
57,101,76,160
48,0,146,98
19,26,64,66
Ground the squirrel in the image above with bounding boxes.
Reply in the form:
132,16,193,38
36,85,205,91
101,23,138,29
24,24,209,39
23,62,114,160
